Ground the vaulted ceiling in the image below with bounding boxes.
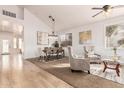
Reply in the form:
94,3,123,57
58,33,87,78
25,5,124,31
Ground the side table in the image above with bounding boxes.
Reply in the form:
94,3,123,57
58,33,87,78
102,60,120,77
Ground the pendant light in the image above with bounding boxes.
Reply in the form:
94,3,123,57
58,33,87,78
48,15,58,37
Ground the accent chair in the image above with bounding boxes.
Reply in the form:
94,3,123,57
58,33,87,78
68,47,90,74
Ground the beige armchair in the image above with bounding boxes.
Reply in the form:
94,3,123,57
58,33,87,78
68,47,90,74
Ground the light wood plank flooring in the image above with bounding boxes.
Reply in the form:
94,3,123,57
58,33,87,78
0,54,72,88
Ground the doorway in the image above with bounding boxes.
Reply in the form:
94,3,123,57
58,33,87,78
0,20,24,55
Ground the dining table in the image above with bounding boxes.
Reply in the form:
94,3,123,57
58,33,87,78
42,47,65,61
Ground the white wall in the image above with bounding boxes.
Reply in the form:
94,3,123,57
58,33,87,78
0,5,24,20
0,6,24,31
24,8,51,59
60,15,124,57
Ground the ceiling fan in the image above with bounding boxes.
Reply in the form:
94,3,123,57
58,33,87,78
92,5,124,17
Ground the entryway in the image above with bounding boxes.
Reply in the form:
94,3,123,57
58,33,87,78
0,19,24,56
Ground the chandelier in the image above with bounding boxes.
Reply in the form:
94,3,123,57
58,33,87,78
48,15,58,37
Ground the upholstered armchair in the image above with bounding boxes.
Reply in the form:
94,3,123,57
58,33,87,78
68,47,90,74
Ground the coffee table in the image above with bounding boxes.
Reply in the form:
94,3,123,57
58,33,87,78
102,59,120,76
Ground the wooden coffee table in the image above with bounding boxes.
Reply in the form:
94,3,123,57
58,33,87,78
102,59,120,77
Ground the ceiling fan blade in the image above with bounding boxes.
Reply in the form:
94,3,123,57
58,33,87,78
111,5,124,9
92,8,103,10
92,11,103,17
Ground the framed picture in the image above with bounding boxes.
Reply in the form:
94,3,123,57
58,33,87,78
60,33,72,47
105,23,124,48
79,30,92,44
37,31,48,45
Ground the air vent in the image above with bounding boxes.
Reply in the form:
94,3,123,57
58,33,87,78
2,10,16,18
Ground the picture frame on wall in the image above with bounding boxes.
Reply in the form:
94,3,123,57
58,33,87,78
105,23,124,48
79,30,92,44
37,31,49,45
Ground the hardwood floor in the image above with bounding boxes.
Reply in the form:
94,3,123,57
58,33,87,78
0,54,72,88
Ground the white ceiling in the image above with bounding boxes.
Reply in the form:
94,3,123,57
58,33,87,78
25,5,124,31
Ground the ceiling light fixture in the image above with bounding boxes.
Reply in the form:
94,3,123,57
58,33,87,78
48,15,58,37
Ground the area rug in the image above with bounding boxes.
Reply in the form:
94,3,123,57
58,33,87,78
27,58,124,88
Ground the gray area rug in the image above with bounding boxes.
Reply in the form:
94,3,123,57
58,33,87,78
27,58,124,88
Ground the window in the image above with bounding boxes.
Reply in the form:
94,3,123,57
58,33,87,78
13,37,17,48
2,40,9,53
19,38,22,49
